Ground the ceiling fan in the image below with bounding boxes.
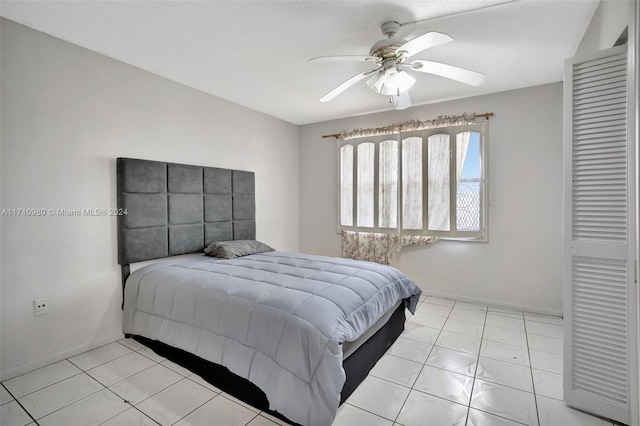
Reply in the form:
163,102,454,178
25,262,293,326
310,21,485,110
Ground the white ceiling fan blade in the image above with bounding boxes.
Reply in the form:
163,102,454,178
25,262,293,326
309,55,376,63
397,31,453,58
320,69,378,102
410,60,485,86
392,91,412,110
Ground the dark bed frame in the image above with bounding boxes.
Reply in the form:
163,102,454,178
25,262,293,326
116,157,406,424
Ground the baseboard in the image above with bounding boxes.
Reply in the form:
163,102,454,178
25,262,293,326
422,289,563,317
1,332,125,381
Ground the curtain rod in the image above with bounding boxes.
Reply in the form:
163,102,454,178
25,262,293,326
321,112,494,139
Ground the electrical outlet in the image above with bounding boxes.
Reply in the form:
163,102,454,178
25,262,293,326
34,298,48,316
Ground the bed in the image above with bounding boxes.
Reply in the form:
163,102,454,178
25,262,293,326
117,158,421,425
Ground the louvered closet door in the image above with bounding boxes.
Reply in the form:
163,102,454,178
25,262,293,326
563,44,637,425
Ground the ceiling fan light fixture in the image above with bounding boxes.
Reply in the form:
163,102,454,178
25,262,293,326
366,72,386,93
366,69,415,96
389,70,416,94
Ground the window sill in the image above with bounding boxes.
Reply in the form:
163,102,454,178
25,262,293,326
439,236,488,243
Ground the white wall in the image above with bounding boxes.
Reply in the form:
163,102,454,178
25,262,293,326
0,19,300,380
299,83,563,315
575,0,632,57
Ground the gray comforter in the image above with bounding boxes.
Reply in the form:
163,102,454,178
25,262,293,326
123,252,421,425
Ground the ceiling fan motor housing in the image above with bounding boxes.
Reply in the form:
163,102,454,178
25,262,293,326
369,21,407,59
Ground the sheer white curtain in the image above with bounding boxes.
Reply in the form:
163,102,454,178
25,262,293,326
402,136,422,230
428,134,450,231
379,139,398,228
339,144,353,226
427,132,471,231
456,131,472,182
357,143,375,227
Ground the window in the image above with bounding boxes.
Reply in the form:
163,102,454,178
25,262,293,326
338,122,487,240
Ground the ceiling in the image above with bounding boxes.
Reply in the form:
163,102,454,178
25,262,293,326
1,0,600,125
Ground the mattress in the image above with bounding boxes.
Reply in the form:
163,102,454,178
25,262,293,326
123,252,421,425
342,300,401,359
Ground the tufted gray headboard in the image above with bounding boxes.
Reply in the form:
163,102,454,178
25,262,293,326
117,157,256,267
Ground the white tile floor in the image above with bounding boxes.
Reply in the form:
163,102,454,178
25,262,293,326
0,296,618,426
